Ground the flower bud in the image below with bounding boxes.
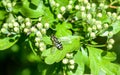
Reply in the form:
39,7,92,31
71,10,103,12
36,31,42,37
60,6,66,12
37,23,43,29
14,27,19,33
35,42,39,47
1,28,8,34
35,37,41,42
108,39,115,44
57,14,62,19
26,21,31,27
62,58,69,64
69,59,75,65
75,5,80,10
8,23,13,28
30,27,37,32
67,5,72,10
103,23,109,29
80,6,85,11
41,29,46,34
24,28,29,33
97,13,102,18
68,64,75,69
90,32,96,39
13,22,19,27
44,23,50,29
107,44,113,50
66,53,73,58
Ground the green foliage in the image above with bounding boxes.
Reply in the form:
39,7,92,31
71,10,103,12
0,0,120,75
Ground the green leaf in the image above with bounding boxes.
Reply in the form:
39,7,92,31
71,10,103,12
88,46,120,75
31,0,40,6
42,36,81,64
41,7,54,24
55,22,72,37
20,0,44,18
0,37,18,50
42,36,52,45
0,10,6,20
73,50,85,75
55,0,69,6
111,21,120,35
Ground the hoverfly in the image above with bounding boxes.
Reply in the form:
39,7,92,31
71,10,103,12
50,34,63,50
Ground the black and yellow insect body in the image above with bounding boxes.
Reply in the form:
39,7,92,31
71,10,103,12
50,34,63,50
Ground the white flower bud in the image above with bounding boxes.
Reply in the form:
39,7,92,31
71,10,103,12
83,0,88,4
3,23,8,28
8,23,13,28
107,12,111,16
17,16,23,21
81,12,86,19
69,59,75,65
80,6,85,11
108,31,113,37
112,12,117,18
30,27,37,32
35,37,41,42
55,3,60,7
90,32,96,38
26,21,31,27
107,44,113,50
91,18,96,24
87,13,92,20
38,17,42,21
41,28,46,34
99,3,104,8
14,27,19,33
35,42,39,47
60,6,66,12
37,23,43,29
24,28,29,33
1,28,8,34
92,25,97,31
75,5,80,10
51,0,56,6
108,39,115,44
97,13,102,18
21,23,25,29
117,15,120,20
25,18,30,22
13,22,19,27
36,31,42,37
69,0,73,4
86,3,91,10
7,2,12,8
39,42,45,47
87,27,92,32
67,5,72,10
62,58,69,64
44,23,50,29
91,3,96,8
68,64,75,69
66,53,73,58
96,24,102,30
57,14,62,19
103,24,109,28
39,46,46,51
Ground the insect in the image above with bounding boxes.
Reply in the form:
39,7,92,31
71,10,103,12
50,34,63,50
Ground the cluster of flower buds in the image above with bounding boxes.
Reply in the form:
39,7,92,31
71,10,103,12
62,53,76,70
